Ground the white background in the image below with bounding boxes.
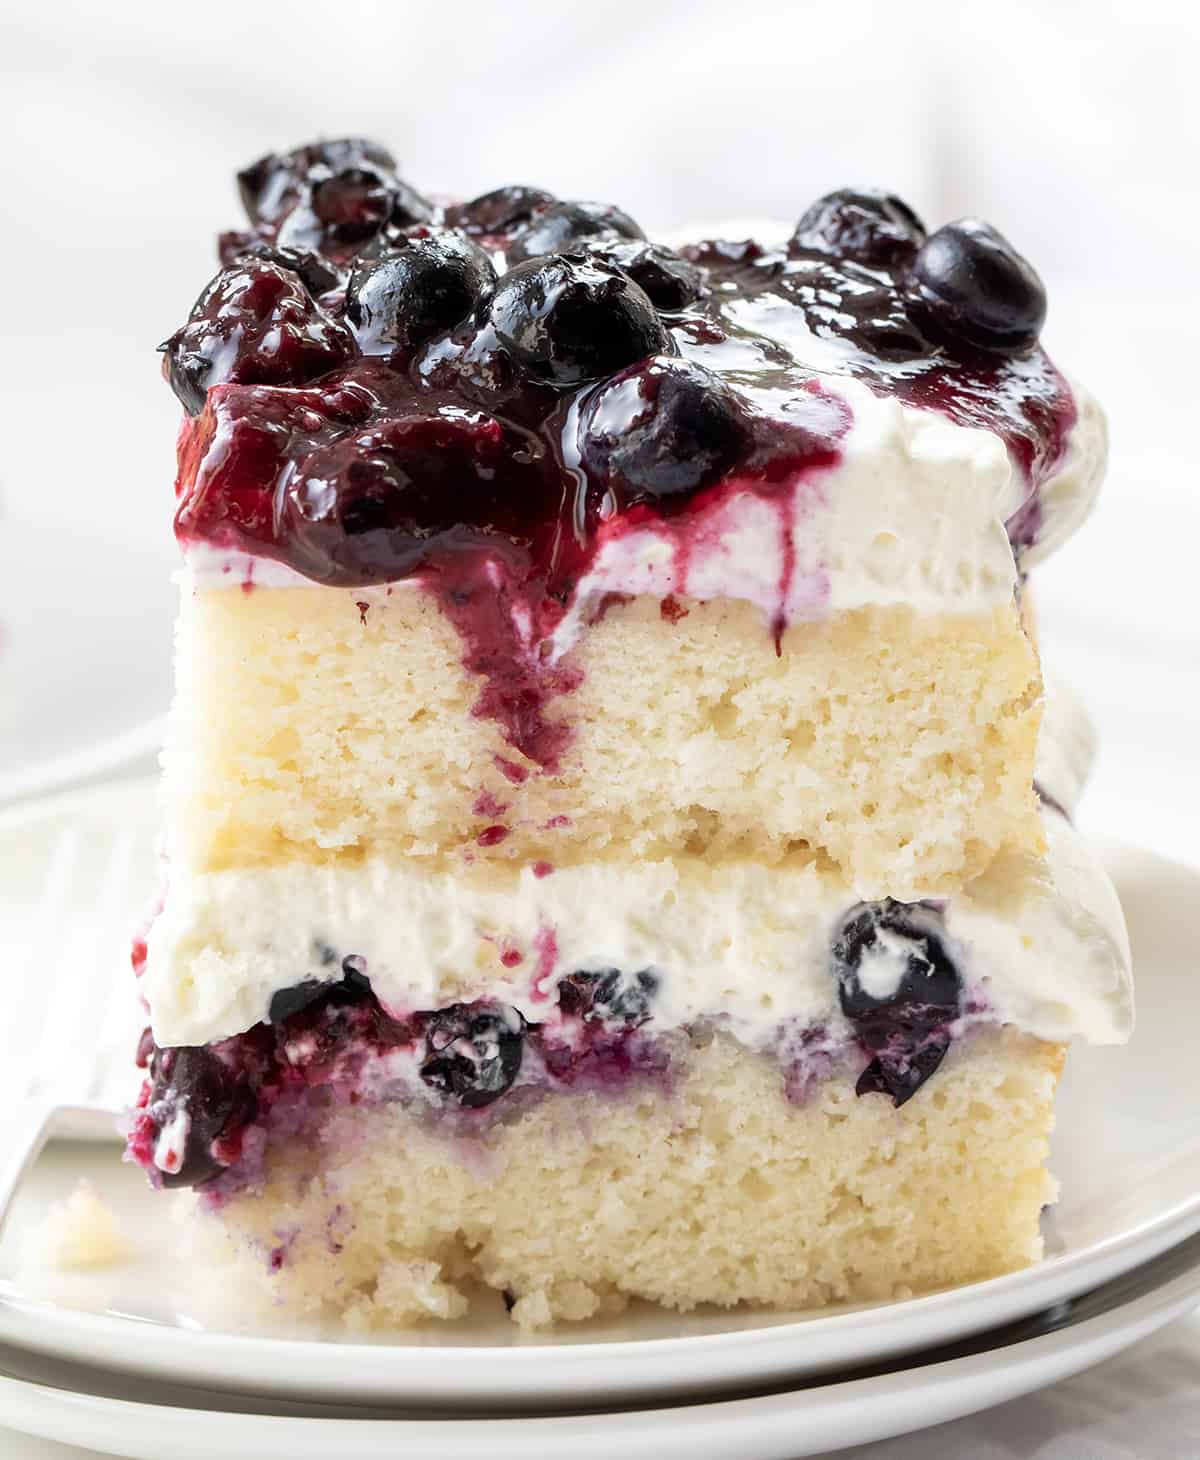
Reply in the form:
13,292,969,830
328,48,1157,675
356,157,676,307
1,0,1197,858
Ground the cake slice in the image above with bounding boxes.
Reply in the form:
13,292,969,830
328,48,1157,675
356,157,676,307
126,143,1132,1328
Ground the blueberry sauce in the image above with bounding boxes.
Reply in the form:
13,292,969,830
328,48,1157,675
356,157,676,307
168,143,1074,768
128,971,675,1193
128,900,976,1191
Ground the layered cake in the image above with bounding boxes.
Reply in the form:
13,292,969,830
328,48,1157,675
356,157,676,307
126,139,1133,1329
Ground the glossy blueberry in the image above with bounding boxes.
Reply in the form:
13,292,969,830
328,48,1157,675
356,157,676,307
505,200,644,265
907,219,1046,353
832,900,961,1108
487,254,668,387
280,408,530,585
346,230,496,354
147,1046,248,1188
419,1002,525,1107
445,185,557,238
790,188,926,268
237,137,397,226
310,166,397,244
579,356,746,501
160,259,357,415
588,239,704,311
833,900,960,1018
557,968,659,1026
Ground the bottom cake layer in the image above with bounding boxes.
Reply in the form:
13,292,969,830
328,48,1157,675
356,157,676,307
176,1027,1062,1330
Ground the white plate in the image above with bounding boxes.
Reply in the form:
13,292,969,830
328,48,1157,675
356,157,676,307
2,1229,1200,1460
0,484,172,803
0,780,1198,1411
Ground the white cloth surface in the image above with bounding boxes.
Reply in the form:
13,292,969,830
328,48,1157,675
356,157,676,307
4,1308,1200,1457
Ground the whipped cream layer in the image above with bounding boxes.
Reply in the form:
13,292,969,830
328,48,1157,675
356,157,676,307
143,806,1132,1051
185,369,1106,653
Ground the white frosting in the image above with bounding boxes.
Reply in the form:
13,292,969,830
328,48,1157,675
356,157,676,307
181,223,1108,643
545,375,1034,653
143,802,1132,1052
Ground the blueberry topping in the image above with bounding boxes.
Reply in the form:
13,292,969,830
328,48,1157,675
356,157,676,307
346,230,496,354
420,1001,525,1107
232,241,340,296
445,186,557,238
588,240,704,311
506,200,644,265
832,900,961,1107
779,254,933,361
309,165,397,245
791,188,926,268
236,138,430,253
557,968,659,1026
280,408,533,585
146,1046,249,1188
907,218,1046,354
237,137,397,227
160,260,357,415
487,254,668,387
579,356,746,501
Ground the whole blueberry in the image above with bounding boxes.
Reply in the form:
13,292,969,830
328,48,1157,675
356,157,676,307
420,1002,525,1108
445,185,557,238
557,968,659,1026
506,200,644,265
579,356,747,500
791,188,926,268
160,259,357,415
833,900,960,1019
280,408,527,585
487,254,668,386
832,900,961,1107
346,230,496,354
907,219,1047,353
588,239,704,311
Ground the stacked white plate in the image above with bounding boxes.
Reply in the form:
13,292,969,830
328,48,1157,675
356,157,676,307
1,780,1199,1459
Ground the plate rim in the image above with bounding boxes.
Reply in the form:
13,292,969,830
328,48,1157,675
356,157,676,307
2,1230,1200,1460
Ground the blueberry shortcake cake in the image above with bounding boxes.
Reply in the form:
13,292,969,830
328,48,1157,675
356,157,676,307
126,140,1133,1329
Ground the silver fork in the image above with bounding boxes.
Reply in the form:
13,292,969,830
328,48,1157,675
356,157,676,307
0,787,152,1243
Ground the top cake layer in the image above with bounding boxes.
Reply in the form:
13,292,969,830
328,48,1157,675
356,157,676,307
166,140,1105,656
157,142,1106,885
